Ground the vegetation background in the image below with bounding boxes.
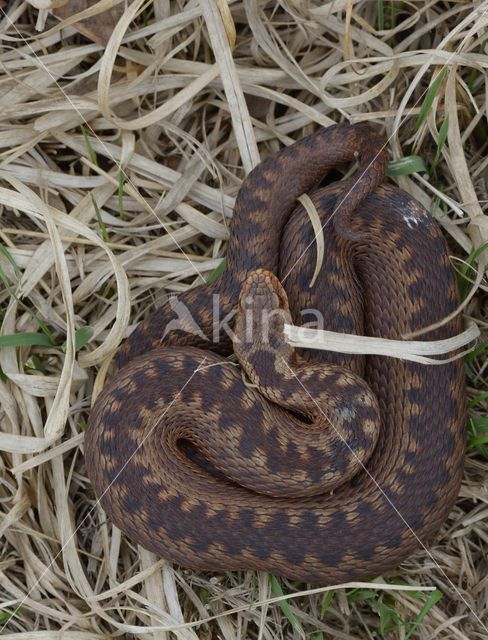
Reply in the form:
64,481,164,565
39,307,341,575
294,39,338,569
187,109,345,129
0,0,487,638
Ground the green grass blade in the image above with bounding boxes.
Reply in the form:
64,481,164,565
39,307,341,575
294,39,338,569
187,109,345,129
468,416,488,454
0,244,21,280
469,417,488,429
456,241,488,302
430,116,449,173
465,340,488,362
377,600,403,635
414,68,448,132
388,1,399,29
75,326,94,351
92,195,110,242
376,0,399,31
347,587,377,601
61,326,94,353
268,574,305,638
1,327,93,353
404,589,443,640
468,435,488,447
469,391,488,408
377,1,384,30
0,332,53,348
0,606,21,624
0,264,55,344
81,123,99,166
206,258,226,283
320,589,335,616
25,354,47,374
387,156,427,176
347,586,406,636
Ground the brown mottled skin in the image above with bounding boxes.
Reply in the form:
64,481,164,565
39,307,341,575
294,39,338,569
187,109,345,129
85,123,466,584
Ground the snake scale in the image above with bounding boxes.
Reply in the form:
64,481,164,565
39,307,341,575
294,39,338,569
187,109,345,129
85,123,466,584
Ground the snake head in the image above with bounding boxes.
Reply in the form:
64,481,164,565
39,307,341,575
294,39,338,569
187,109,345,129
238,269,289,315
233,269,295,381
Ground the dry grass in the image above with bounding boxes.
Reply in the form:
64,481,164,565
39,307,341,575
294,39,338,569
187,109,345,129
0,0,487,638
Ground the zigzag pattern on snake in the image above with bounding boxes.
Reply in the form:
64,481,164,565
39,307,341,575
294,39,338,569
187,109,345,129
85,123,466,584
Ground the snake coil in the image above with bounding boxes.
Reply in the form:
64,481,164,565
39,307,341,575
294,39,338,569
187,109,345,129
86,124,465,583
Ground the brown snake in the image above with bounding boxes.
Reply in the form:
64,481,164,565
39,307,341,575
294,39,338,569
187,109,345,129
85,123,466,584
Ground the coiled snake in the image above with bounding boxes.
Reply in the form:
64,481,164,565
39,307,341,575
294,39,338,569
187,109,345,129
85,123,466,584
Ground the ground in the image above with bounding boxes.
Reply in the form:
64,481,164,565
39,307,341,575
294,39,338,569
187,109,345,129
0,1,487,638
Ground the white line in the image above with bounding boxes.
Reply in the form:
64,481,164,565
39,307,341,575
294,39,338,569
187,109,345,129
195,360,239,372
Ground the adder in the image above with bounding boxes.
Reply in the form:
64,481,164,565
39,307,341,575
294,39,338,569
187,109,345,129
85,123,465,584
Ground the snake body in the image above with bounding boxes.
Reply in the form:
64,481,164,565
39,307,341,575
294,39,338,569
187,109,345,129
85,123,466,583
